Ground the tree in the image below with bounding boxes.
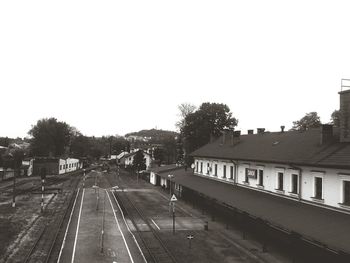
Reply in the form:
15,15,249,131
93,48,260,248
175,103,197,131
132,150,146,171
182,102,238,164
162,136,177,164
291,112,321,131
330,110,340,127
28,118,72,157
70,135,91,158
153,147,165,166
175,134,184,164
0,137,10,147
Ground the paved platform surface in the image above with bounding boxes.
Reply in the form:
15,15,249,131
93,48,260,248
58,171,145,263
161,168,350,255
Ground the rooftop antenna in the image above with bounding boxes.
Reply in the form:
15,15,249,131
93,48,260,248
341,79,350,92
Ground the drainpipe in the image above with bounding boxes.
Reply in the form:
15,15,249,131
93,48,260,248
290,164,303,201
230,160,238,185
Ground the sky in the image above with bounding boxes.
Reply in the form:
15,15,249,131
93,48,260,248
1,0,350,138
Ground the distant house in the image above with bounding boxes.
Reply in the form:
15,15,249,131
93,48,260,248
116,151,129,166
29,157,60,177
27,157,81,176
58,158,81,174
123,150,153,170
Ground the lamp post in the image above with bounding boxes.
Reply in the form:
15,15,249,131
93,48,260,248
101,191,106,253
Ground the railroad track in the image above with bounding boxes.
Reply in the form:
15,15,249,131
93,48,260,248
22,175,81,263
114,190,178,263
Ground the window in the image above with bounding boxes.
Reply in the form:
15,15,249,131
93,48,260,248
343,181,350,205
214,164,218,176
258,170,264,186
196,162,198,172
230,166,233,179
314,177,323,199
223,165,226,178
277,172,284,190
207,163,210,174
291,174,298,194
200,162,203,174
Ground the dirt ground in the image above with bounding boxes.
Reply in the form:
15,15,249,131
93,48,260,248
0,175,76,263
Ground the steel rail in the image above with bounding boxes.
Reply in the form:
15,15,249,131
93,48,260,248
22,174,81,263
115,190,178,263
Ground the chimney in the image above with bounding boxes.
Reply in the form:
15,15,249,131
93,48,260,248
234,130,241,137
320,124,333,145
281,126,285,132
339,89,350,142
221,131,226,145
247,129,254,135
257,128,265,134
210,134,214,143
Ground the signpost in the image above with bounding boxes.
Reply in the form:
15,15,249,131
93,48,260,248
168,174,174,212
187,234,194,249
170,194,177,235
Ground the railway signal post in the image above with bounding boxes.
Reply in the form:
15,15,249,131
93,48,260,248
40,168,46,213
12,169,16,208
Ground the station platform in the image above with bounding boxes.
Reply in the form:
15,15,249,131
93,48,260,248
158,168,350,255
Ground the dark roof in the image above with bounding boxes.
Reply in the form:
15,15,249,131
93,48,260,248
190,128,350,169
170,171,350,254
148,164,183,174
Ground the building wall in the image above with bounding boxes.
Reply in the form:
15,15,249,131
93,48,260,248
194,157,350,212
124,153,153,169
150,171,157,185
33,159,59,176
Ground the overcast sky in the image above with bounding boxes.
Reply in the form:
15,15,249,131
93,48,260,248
1,1,350,138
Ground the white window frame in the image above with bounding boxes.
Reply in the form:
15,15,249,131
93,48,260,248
257,168,264,186
275,168,285,191
338,174,350,205
312,172,324,200
290,173,299,194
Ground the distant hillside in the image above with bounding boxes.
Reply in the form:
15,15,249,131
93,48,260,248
125,129,178,140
